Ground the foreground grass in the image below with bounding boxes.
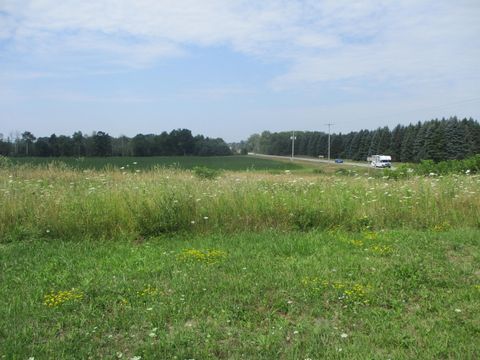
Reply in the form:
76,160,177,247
1,167,480,240
9,155,306,171
1,229,478,359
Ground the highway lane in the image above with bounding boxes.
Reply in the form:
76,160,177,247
248,153,381,169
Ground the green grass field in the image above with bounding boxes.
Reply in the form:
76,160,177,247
1,230,478,359
1,156,479,358
9,155,305,171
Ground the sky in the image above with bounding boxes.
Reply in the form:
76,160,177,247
1,0,479,142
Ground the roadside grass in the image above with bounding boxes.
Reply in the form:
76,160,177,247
1,166,480,240
8,155,306,171
1,160,479,358
1,229,478,359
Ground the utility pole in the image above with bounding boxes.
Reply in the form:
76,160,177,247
290,131,296,160
325,123,334,161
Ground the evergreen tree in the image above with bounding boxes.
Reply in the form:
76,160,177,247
390,125,405,161
413,123,427,161
348,132,362,160
377,127,392,154
400,125,416,162
423,120,445,162
444,119,467,160
355,130,372,161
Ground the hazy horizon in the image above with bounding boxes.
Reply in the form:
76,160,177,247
1,1,479,142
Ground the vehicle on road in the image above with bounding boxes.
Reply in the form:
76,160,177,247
335,159,344,164
370,155,392,168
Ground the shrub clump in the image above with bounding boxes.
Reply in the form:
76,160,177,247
0,155,12,169
192,166,221,180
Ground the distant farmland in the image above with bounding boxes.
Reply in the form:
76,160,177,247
9,155,304,171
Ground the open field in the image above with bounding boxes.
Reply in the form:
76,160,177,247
1,158,479,358
1,230,479,358
8,155,305,171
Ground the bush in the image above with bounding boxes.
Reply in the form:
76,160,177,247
414,155,480,176
0,155,12,169
192,166,221,180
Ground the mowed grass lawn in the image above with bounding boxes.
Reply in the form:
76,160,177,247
9,155,305,171
1,229,479,359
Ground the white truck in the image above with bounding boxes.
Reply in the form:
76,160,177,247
370,155,392,168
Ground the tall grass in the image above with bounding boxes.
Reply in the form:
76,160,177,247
1,165,479,241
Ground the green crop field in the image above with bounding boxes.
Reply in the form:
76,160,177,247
9,155,305,171
1,157,479,359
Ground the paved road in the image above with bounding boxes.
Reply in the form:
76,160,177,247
249,153,377,168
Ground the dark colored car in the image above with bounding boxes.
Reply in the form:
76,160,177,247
335,159,344,163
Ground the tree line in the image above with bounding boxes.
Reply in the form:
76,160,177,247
244,117,480,162
0,129,232,157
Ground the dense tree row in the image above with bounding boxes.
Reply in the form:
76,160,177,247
0,129,232,157
245,117,480,162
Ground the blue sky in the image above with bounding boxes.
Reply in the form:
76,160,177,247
1,0,479,142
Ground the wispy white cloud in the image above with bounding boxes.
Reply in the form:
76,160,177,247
2,0,479,90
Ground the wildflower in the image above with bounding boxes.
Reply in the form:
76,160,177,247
133,162,138,165
454,309,462,313
340,333,348,338
177,248,227,264
130,356,141,360
43,288,83,307
203,216,209,220
137,285,157,297
146,307,153,311
191,221,195,224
